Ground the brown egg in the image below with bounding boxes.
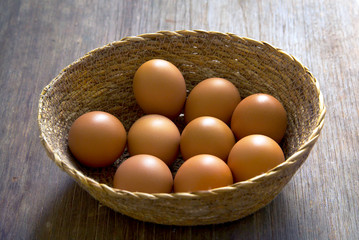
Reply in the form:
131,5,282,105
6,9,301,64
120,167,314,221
227,134,285,182
133,59,187,119
113,154,173,193
127,114,180,166
180,116,235,161
68,111,127,167
174,154,233,193
184,78,241,124
231,93,287,142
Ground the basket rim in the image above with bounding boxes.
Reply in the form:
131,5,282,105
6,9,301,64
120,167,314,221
38,29,326,200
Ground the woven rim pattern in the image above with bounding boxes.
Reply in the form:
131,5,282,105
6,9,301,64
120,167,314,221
38,30,326,225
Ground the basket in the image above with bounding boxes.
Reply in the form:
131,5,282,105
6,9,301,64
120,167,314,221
38,30,326,226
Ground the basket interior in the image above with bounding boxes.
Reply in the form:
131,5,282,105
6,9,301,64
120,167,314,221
38,32,321,187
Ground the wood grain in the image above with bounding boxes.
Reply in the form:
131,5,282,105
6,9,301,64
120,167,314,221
0,0,358,239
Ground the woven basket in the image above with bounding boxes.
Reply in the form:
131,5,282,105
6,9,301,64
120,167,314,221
38,30,326,226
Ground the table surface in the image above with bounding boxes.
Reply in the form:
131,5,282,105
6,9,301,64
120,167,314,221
1,0,358,239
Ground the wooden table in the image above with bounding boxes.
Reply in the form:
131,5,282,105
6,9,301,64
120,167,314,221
1,0,358,239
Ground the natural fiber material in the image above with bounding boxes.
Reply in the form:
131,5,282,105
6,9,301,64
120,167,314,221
38,30,326,226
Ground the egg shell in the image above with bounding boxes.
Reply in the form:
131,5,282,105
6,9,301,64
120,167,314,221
68,111,127,167
133,59,187,119
174,154,233,193
113,154,173,194
230,93,287,143
180,116,236,161
184,78,241,124
227,134,285,182
127,114,180,166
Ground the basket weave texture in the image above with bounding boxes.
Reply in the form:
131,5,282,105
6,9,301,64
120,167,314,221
38,30,326,226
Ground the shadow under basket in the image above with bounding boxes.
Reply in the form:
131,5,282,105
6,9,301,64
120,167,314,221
38,30,326,226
